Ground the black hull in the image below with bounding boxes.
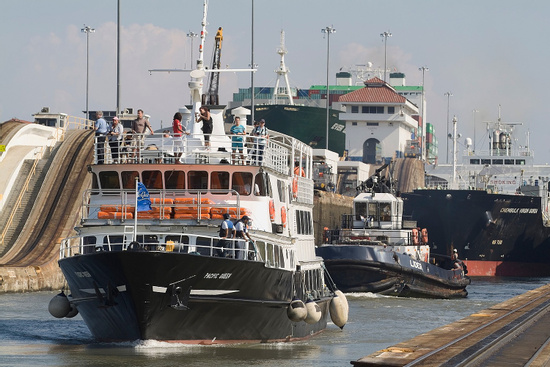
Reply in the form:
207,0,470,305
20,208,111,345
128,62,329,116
59,251,330,343
316,245,469,299
401,189,550,277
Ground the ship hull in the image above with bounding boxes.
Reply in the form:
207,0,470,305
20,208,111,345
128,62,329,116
401,189,550,277
316,245,469,299
59,250,330,343
225,105,346,154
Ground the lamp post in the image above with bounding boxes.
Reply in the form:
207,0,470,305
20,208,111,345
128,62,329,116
472,109,479,153
186,31,199,69
81,25,95,121
321,25,335,150
380,31,392,82
444,92,453,163
187,31,199,104
418,66,429,160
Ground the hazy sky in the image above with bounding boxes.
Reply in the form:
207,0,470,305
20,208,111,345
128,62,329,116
2,0,550,162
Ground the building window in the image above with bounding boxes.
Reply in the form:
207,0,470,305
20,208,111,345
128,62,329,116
351,106,359,113
388,106,395,114
366,122,379,126
351,122,358,126
362,106,384,114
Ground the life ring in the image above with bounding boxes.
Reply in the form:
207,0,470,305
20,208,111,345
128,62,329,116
421,228,428,244
292,177,298,199
412,228,419,245
281,206,287,227
269,200,275,222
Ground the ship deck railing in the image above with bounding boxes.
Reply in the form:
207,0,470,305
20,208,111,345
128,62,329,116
93,132,314,178
323,228,413,246
59,230,299,271
82,188,252,224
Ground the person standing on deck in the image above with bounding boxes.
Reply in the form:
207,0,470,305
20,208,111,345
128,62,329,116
108,117,123,163
217,213,235,257
230,116,246,164
196,106,213,150
93,111,108,164
252,119,269,165
234,215,252,259
132,109,154,161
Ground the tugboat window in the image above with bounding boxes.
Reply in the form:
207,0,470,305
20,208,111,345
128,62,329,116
211,171,230,193
99,171,120,190
232,172,253,196
121,171,139,189
165,170,185,190
142,170,163,190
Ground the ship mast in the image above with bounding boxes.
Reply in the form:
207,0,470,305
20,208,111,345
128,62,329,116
272,30,293,105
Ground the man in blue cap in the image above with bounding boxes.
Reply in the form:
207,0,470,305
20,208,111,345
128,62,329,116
216,213,235,257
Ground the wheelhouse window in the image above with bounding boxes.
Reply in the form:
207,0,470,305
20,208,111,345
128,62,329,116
142,170,163,190
470,159,480,164
295,210,312,235
481,159,491,165
515,159,526,165
505,159,514,165
254,173,270,197
492,159,503,165
232,172,253,195
91,173,99,195
121,171,139,189
99,171,120,190
211,171,230,193
165,170,185,190
188,171,208,189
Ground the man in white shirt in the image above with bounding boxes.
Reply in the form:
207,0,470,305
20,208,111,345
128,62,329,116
234,216,252,259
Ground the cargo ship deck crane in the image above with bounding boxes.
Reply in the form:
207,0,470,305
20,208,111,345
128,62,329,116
202,27,223,105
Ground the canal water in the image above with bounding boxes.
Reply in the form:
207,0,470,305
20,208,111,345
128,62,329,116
0,277,547,366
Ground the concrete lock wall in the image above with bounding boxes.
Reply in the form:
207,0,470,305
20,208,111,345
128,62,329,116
313,191,354,246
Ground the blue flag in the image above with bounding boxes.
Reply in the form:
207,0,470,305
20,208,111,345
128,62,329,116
136,182,152,212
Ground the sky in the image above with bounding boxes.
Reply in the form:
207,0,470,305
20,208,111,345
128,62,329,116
2,0,550,163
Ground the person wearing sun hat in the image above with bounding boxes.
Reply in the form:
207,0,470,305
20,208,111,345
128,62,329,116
108,116,124,163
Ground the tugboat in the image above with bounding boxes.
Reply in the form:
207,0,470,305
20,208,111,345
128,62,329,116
48,1,347,343
316,164,470,299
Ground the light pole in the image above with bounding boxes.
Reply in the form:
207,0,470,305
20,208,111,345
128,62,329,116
444,92,453,163
472,109,479,153
380,31,392,82
187,31,199,104
322,25,335,150
419,66,429,160
187,31,199,69
81,25,95,121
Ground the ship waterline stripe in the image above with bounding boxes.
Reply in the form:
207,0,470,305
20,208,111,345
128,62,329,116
151,286,239,296
80,285,127,294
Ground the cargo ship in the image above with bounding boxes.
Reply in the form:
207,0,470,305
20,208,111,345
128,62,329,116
401,109,550,276
225,31,360,155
